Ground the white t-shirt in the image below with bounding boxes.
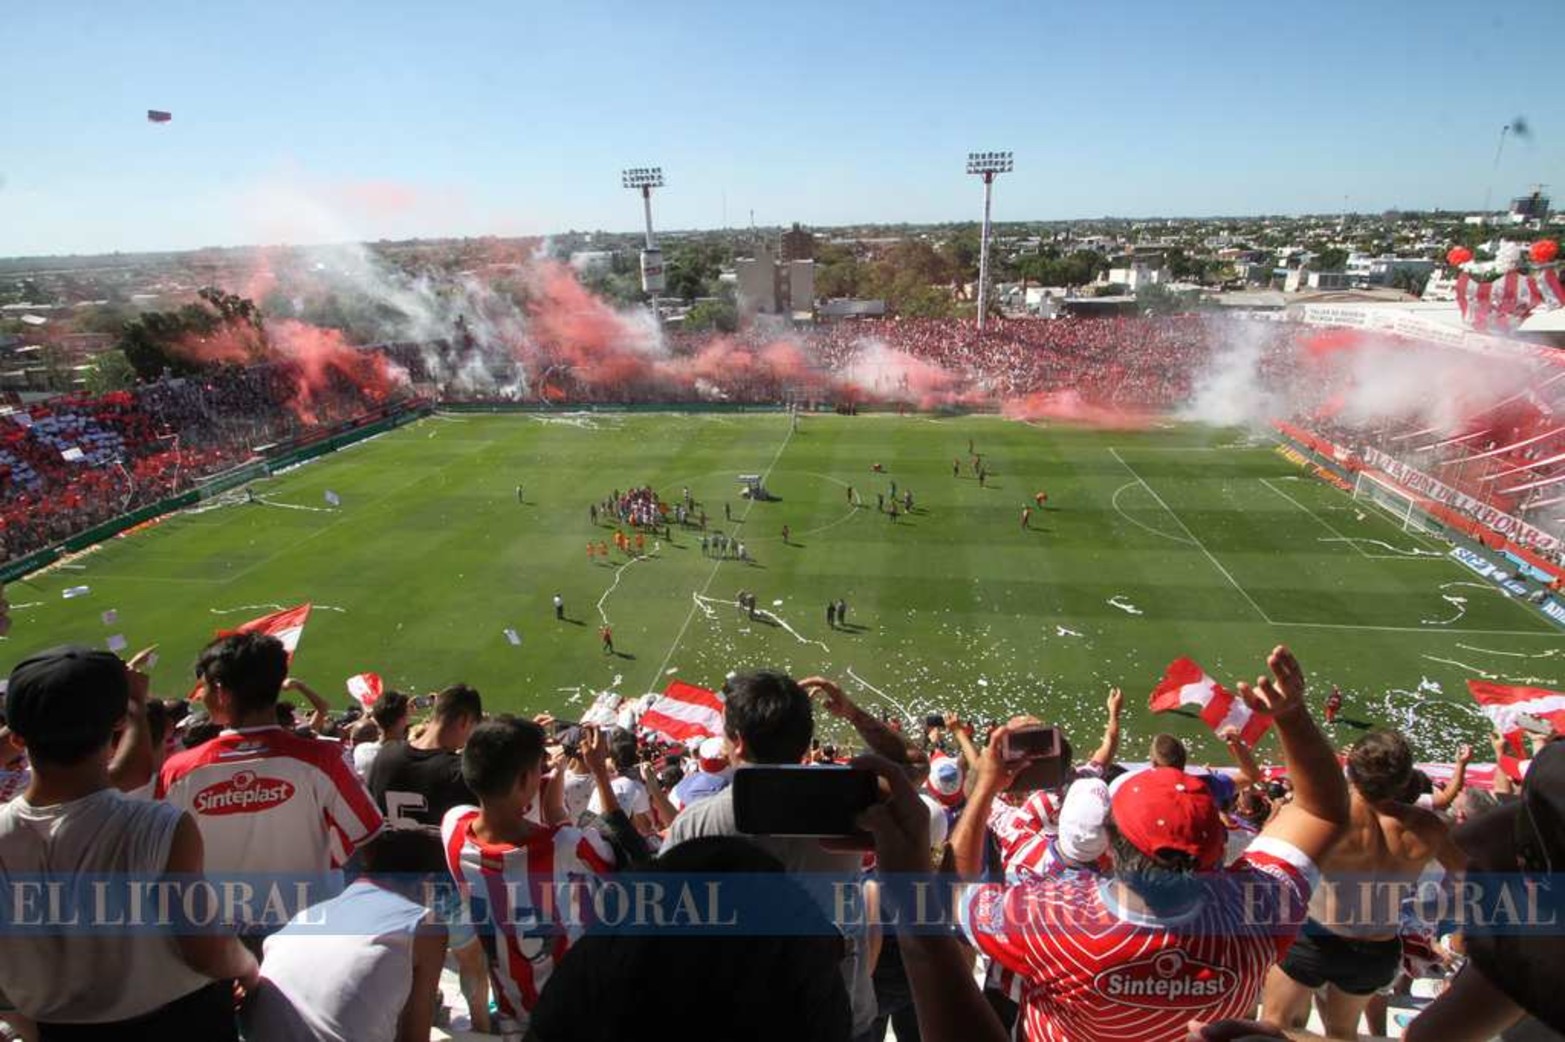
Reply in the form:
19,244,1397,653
352,741,382,781
587,774,650,818
561,769,596,823
0,789,212,1023
244,879,431,1042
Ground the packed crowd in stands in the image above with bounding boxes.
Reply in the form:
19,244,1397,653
0,608,1561,1041
0,364,403,564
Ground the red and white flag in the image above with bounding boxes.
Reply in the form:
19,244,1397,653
1467,680,1565,754
224,603,313,657
192,603,313,700
1148,657,1272,746
346,672,383,709
639,680,725,744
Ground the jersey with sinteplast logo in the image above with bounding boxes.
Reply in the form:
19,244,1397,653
157,725,383,876
960,836,1316,1042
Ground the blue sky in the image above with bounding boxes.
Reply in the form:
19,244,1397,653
2,0,1560,255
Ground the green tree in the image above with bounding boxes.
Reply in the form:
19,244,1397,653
683,298,739,333
1135,283,1200,315
1312,247,1349,272
1390,268,1430,297
117,288,265,381
81,350,138,394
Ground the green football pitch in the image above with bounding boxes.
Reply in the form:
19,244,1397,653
8,411,1563,760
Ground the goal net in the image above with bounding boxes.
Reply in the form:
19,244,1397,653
1351,470,1443,535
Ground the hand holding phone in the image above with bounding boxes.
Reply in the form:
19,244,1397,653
732,765,878,839
1000,724,1071,792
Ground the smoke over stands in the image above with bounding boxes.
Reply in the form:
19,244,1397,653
188,243,1556,438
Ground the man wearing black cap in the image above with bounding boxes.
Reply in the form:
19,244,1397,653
0,645,257,1037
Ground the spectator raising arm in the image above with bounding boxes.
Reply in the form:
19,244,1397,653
1216,724,1262,791
1235,646,1349,864
639,761,678,830
949,717,1036,878
1490,733,1517,798
281,677,331,734
947,713,981,774
580,725,621,818
108,648,156,793
1087,687,1124,769
803,676,927,769
1427,744,1473,811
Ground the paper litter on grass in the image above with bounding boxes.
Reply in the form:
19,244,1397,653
101,609,117,625
503,628,521,646
63,586,90,599
1107,595,1143,615
106,634,127,653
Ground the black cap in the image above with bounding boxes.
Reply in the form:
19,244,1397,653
5,645,128,749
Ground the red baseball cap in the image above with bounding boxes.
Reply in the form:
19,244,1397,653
1110,767,1225,870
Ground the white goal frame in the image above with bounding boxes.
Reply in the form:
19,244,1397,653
1352,470,1440,535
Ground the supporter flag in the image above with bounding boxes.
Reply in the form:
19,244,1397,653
1147,657,1272,745
146,109,172,123
639,680,725,744
325,490,341,507
225,603,312,657
346,672,383,709
192,604,312,700
1466,680,1565,754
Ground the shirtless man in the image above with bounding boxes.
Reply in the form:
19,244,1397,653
1260,728,1464,1039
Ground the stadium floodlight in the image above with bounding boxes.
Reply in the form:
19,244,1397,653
967,151,1013,333
622,166,667,293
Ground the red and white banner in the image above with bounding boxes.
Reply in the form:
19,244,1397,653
1148,658,1273,746
639,680,725,744
1467,679,1565,754
346,672,384,709
1456,269,1565,333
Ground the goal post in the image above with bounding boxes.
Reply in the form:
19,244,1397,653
1351,470,1442,536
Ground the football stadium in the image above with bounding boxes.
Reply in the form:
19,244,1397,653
5,5,1565,1040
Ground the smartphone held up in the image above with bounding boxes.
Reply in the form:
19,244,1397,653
732,765,877,839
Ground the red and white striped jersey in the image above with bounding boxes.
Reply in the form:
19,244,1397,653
441,806,615,1028
157,725,383,877
962,836,1316,1042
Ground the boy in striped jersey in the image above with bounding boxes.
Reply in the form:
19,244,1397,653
441,718,619,1037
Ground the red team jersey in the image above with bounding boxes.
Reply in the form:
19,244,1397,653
441,806,615,1028
961,836,1316,1042
157,725,384,877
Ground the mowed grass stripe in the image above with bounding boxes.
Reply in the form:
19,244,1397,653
5,414,1561,761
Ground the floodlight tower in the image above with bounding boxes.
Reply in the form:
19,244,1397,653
966,151,1013,333
622,166,666,294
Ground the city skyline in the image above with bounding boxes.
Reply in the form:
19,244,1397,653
2,0,1559,256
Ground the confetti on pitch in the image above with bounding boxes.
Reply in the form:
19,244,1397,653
1107,595,1143,616
503,628,521,646
106,634,128,653
63,585,90,599
101,609,118,625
